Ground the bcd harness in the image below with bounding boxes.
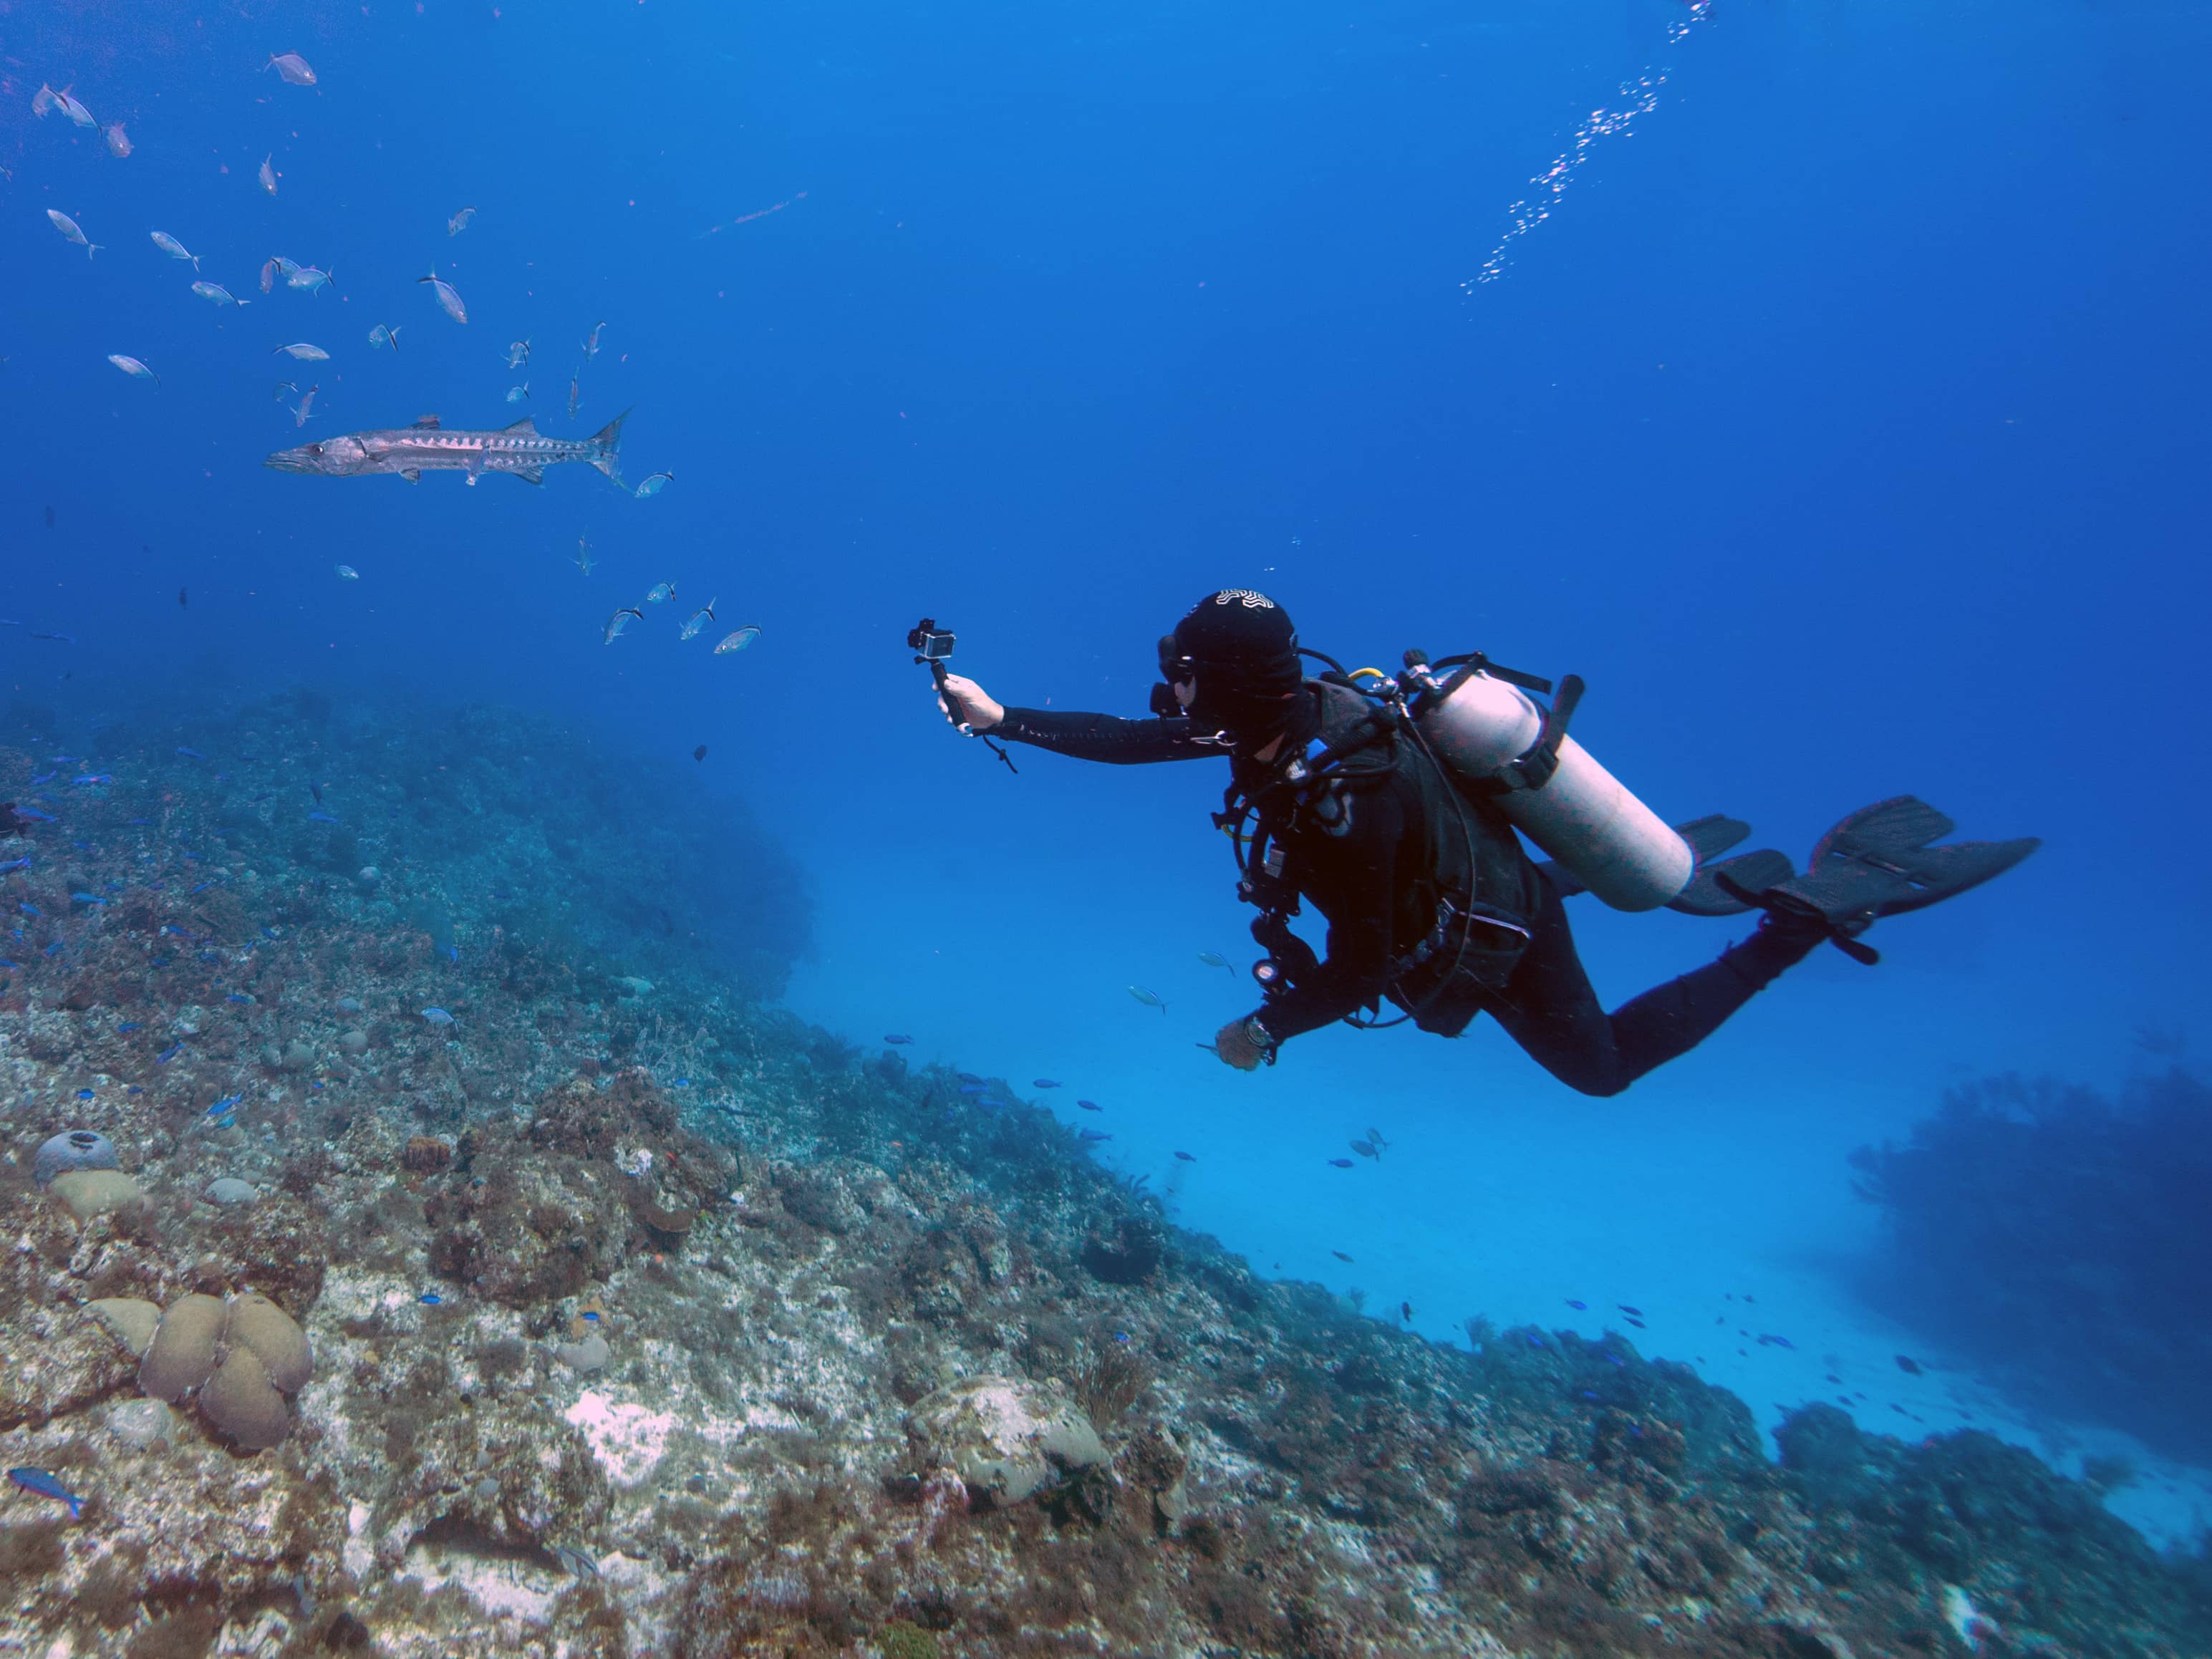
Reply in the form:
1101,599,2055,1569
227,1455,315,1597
1214,652,1580,1032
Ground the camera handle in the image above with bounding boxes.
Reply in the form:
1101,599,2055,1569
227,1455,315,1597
919,653,1019,777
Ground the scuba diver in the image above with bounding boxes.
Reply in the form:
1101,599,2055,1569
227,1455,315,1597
929,590,2038,1093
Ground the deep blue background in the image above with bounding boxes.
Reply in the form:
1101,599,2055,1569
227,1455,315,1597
6,0,2211,1529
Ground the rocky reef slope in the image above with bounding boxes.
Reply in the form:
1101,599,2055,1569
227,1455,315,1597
1,691,2206,1658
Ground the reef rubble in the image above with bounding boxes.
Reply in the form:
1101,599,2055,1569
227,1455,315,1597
1,691,2207,1658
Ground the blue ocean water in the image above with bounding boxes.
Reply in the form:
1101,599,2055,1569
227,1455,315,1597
6,0,2209,1550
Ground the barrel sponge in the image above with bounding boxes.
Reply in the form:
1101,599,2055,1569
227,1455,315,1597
223,1294,312,1394
139,1294,226,1402
34,1129,118,1188
199,1345,291,1451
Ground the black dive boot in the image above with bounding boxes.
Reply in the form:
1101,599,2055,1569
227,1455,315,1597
1716,795,2041,969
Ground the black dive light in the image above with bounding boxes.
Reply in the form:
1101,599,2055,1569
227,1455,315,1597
909,616,1017,776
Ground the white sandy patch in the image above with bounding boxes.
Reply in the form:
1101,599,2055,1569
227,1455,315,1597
565,1390,677,1486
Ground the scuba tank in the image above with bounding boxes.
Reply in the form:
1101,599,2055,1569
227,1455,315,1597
1403,655,1692,912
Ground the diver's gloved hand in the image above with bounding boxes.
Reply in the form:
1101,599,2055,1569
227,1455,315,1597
1212,1015,1276,1071
937,673,1004,732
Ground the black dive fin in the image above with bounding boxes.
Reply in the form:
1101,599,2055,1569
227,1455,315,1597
1671,848,1795,916
1540,813,1752,901
1716,796,2041,964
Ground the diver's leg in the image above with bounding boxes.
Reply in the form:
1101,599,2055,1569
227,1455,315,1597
1482,882,1820,1097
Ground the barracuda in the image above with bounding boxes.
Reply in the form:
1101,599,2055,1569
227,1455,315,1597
264,410,628,488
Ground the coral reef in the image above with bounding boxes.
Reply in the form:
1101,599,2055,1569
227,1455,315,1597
0,688,2206,1655
1852,1068,2212,1464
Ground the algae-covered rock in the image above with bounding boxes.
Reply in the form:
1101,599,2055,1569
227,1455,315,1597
906,1374,1108,1505
48,1168,144,1223
223,1292,311,1393
33,1128,117,1187
204,1177,258,1207
140,1293,226,1401
200,1344,291,1450
86,1296,162,1356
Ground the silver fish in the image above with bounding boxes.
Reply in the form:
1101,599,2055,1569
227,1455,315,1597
334,564,359,579
272,379,300,400
506,382,530,403
32,84,57,119
266,410,630,489
1126,985,1168,1014
55,88,95,128
259,155,277,195
1197,950,1235,974
644,581,676,604
581,321,607,360
266,52,317,87
293,384,318,427
602,606,644,644
47,210,100,258
367,323,401,351
506,339,531,369
713,626,761,655
287,264,333,294
191,280,249,307
567,372,581,420
107,354,159,384
150,231,200,269
447,205,477,236
633,470,673,498
573,535,596,576
418,268,466,324
103,122,130,158
679,600,718,640
273,342,329,360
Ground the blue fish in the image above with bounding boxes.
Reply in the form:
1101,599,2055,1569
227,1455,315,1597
207,1094,242,1116
29,773,54,785
1077,1100,1102,1111
1757,1333,1795,1350
419,1293,443,1306
156,1044,183,1063
75,1088,93,1100
225,992,252,1005
1079,1128,1111,1142
580,1310,601,1322
307,812,339,824
1174,1151,1195,1161
0,858,28,873
958,1084,984,1096
421,1007,454,1025
19,903,41,917
117,1022,141,1032
70,893,103,905
441,944,459,964
177,748,206,758
7,1467,82,1519
1526,1334,1546,1349
1326,1157,1353,1169
1033,1078,1061,1089
192,882,213,894
15,809,54,822
1618,1305,1644,1317
73,775,112,786
1565,1299,1588,1310
42,941,62,956
956,1071,983,1085
883,1034,914,1045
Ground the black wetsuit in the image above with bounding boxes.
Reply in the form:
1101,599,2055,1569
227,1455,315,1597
992,692,1812,1097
